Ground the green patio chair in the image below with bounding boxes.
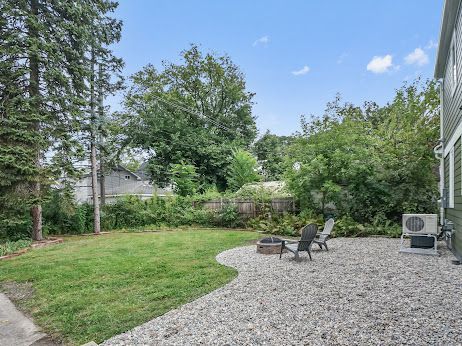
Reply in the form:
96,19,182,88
279,223,318,261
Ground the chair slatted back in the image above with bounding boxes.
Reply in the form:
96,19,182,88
297,224,318,251
322,218,335,235
318,218,334,242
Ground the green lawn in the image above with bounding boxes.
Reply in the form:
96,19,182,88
0,229,260,345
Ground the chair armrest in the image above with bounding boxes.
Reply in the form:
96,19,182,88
314,235,330,242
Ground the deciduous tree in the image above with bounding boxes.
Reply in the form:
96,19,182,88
170,163,199,197
121,45,257,190
285,79,439,222
253,131,293,180
227,149,261,191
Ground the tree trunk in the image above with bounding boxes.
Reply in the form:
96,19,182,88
29,0,42,241
98,64,106,207
90,47,100,234
31,198,42,241
100,162,106,207
91,141,101,234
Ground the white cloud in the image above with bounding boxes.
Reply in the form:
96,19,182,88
291,65,310,76
337,52,348,64
253,36,269,47
366,55,393,74
404,48,429,66
425,39,438,50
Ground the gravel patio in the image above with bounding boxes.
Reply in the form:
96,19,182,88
102,238,462,345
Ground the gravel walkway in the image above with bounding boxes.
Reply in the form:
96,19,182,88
102,238,462,345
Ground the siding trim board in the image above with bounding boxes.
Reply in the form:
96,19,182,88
443,137,462,259
449,147,455,208
461,135,462,195
443,118,462,156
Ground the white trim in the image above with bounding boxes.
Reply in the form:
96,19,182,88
443,117,462,156
439,80,444,192
460,135,462,196
440,79,444,142
440,156,445,223
449,147,455,208
439,80,445,224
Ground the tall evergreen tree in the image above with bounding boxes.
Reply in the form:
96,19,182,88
85,12,123,233
0,0,122,240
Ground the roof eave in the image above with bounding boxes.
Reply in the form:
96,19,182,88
435,0,461,79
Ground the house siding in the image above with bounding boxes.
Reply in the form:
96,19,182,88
444,136,462,257
442,7,462,143
101,170,152,196
441,2,462,259
74,166,172,203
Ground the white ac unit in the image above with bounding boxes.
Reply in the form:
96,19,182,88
402,214,438,235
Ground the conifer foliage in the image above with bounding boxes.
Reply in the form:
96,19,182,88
0,0,122,240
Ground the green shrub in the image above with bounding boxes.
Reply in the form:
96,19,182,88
0,239,32,256
333,215,400,238
246,211,324,236
285,81,439,224
0,214,31,241
332,215,365,237
215,204,241,228
184,208,214,226
40,189,402,238
101,196,150,229
43,189,94,235
0,198,31,241
245,211,401,238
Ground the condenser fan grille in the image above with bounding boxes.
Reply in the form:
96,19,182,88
406,216,425,232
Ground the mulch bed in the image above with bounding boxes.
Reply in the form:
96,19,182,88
0,237,64,261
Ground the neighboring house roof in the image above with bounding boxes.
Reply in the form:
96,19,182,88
435,0,461,78
80,164,142,180
113,164,142,180
74,163,174,203
135,161,151,181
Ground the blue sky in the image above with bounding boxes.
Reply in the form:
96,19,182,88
112,0,443,136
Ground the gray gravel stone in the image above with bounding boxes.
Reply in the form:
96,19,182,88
102,238,462,346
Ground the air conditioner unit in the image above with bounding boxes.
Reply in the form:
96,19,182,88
402,214,438,235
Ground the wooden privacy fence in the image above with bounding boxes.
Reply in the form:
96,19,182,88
194,198,297,218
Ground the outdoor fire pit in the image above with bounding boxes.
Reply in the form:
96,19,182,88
256,237,286,255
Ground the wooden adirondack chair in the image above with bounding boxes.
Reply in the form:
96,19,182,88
279,224,318,261
313,218,335,251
